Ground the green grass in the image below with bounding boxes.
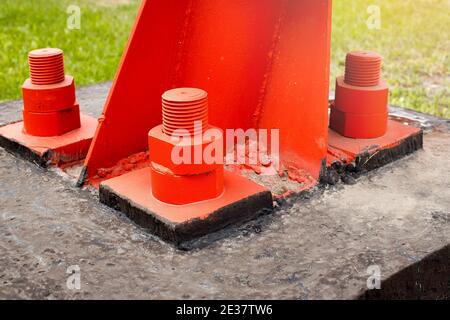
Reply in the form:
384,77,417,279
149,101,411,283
0,0,139,102
331,0,449,118
0,0,448,118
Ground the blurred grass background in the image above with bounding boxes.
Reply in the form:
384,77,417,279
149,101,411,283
331,0,449,118
0,0,448,117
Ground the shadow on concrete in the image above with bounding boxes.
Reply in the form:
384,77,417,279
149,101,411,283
359,245,450,300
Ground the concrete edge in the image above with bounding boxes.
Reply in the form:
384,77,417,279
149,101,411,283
0,134,50,168
99,183,273,249
321,130,424,186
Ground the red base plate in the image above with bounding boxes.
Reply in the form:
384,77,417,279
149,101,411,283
327,119,423,165
0,113,97,167
99,167,273,245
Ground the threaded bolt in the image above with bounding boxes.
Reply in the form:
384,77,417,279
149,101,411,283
344,51,382,87
162,88,209,136
28,48,66,85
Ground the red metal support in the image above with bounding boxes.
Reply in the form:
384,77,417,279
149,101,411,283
82,0,333,186
100,88,274,245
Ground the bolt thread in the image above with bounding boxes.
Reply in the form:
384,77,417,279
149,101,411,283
344,51,382,87
162,88,209,136
28,48,65,85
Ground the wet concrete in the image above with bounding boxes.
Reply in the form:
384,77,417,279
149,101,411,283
0,83,449,299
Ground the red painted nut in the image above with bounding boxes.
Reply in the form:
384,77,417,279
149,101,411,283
150,166,224,205
22,48,80,137
148,124,223,176
22,76,76,113
330,51,389,139
23,104,81,137
329,109,388,139
148,88,225,205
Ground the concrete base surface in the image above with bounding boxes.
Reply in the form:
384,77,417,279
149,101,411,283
0,82,449,299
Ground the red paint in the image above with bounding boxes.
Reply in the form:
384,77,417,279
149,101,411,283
330,51,388,139
327,119,422,164
344,51,382,87
89,119,421,200
149,88,224,205
83,0,333,184
22,77,77,113
0,114,97,166
101,167,269,224
23,103,81,137
0,48,97,166
28,48,65,85
162,88,209,136
22,48,80,137
287,167,316,185
90,151,151,188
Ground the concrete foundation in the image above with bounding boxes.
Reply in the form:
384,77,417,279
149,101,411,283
0,82,449,299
